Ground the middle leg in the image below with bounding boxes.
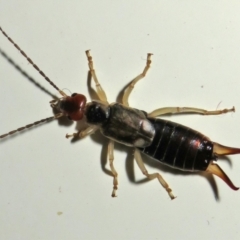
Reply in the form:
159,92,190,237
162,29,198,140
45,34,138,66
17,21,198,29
122,53,153,106
108,140,119,197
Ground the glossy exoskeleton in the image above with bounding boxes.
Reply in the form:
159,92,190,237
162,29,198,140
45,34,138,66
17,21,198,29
1,26,240,199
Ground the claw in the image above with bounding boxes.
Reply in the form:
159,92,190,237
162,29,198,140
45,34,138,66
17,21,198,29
206,162,239,190
213,142,240,156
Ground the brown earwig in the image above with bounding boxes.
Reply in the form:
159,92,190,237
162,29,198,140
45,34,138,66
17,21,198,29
0,26,239,199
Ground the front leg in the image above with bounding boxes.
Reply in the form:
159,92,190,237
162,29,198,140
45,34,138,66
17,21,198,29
66,126,98,139
85,50,108,103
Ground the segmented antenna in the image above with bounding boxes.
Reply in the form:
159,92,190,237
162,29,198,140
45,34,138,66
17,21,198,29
0,26,66,97
0,113,63,139
0,27,67,138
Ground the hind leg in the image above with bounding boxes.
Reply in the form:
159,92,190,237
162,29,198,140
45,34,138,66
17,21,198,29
148,106,235,117
134,149,176,199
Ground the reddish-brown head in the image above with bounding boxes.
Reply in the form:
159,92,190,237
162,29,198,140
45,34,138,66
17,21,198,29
58,93,87,121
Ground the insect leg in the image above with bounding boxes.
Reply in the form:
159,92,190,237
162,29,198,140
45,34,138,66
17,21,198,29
108,140,118,197
148,106,235,117
85,50,108,103
122,53,152,106
65,126,98,139
134,149,176,200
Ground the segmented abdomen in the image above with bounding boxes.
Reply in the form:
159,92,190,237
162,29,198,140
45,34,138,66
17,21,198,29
138,118,214,171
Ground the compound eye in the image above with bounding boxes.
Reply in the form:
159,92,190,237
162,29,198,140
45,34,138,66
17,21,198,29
71,93,77,97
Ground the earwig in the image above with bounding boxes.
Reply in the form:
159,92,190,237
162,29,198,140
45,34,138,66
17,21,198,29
1,26,240,200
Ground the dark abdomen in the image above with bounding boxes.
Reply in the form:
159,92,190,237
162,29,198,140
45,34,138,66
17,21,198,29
138,118,214,171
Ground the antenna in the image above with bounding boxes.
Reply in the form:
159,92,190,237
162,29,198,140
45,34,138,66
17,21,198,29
0,26,67,138
0,113,63,139
0,26,66,97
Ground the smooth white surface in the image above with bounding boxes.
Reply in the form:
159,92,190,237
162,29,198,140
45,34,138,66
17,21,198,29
1,1,240,239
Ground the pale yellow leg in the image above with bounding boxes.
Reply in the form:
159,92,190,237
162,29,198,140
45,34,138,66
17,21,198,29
148,106,235,118
65,126,98,139
108,140,118,197
122,53,152,106
85,50,108,103
134,149,176,200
